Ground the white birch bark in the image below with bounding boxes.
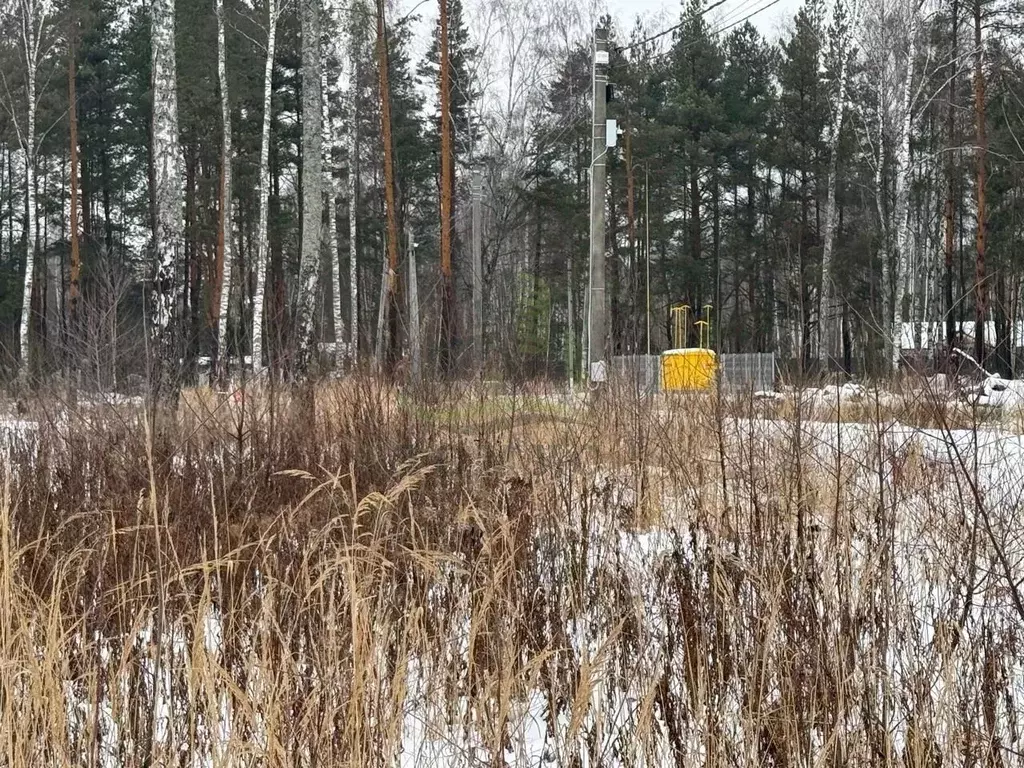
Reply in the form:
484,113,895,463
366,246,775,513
251,0,280,375
876,104,890,356
322,66,345,365
16,0,53,376
295,0,324,364
890,24,918,371
818,0,857,364
215,0,234,371
20,80,36,375
151,0,184,355
346,0,359,365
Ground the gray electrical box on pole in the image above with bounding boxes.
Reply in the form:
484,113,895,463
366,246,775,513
588,27,609,384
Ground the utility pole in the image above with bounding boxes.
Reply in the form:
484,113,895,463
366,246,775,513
472,167,483,371
587,26,609,384
407,223,421,382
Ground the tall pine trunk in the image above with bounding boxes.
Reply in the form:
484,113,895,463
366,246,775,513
295,0,324,368
151,0,184,387
251,0,279,375
215,0,234,379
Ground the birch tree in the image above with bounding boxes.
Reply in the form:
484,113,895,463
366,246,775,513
8,0,54,377
214,0,234,378
251,0,281,375
323,63,344,365
295,0,323,366
890,12,919,371
860,0,920,371
151,0,184,377
818,0,856,364
346,0,360,364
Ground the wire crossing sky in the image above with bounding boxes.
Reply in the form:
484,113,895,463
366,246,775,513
609,0,802,41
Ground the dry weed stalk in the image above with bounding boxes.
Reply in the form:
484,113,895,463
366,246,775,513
0,375,1021,765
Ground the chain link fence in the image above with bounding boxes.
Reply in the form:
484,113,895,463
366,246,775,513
719,352,777,393
611,355,661,395
611,352,777,394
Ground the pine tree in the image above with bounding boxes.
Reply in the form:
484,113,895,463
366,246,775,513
777,0,829,367
667,0,725,345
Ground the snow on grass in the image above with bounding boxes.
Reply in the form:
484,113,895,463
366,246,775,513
11,397,1024,765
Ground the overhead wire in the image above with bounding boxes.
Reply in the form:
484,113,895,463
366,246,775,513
639,0,789,63
614,0,731,53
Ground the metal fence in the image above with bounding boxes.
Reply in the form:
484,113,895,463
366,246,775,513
719,352,777,392
611,352,777,394
611,355,661,395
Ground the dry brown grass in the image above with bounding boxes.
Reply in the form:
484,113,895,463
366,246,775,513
0,376,1022,765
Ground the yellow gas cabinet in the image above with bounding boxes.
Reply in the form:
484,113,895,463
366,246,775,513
661,304,718,391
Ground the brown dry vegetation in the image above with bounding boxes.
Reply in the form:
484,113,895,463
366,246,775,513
0,376,1022,766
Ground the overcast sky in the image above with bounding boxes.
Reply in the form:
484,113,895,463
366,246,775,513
605,0,804,43
404,0,808,101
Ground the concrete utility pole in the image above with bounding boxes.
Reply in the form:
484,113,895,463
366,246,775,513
472,168,484,370
587,27,609,383
407,223,421,382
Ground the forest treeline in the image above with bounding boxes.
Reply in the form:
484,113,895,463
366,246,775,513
0,0,1019,386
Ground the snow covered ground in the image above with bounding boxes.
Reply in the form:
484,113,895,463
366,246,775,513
3,401,1024,765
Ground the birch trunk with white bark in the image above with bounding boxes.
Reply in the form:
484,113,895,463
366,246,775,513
890,26,918,371
876,101,890,361
346,1,359,365
151,0,184,377
295,0,324,368
16,0,52,378
20,82,36,376
215,0,234,377
818,0,856,365
322,65,344,366
251,0,279,375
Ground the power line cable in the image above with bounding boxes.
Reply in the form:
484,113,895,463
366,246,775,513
642,0,788,62
614,0,731,53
